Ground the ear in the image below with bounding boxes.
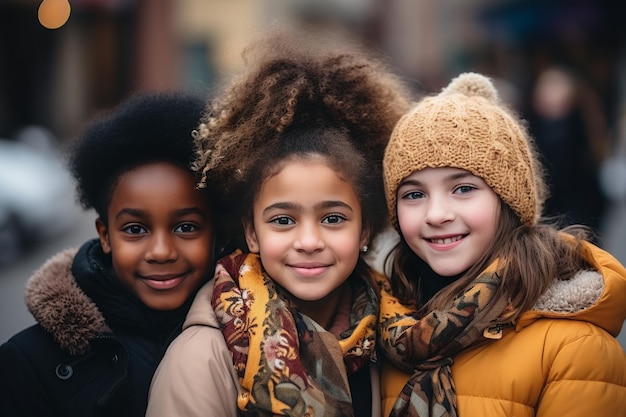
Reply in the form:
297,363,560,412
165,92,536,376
95,218,112,254
243,220,260,253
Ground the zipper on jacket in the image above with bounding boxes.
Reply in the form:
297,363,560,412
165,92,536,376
92,334,130,406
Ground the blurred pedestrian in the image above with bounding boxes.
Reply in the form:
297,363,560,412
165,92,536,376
525,66,610,232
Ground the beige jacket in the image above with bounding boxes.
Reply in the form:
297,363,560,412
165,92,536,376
145,280,241,417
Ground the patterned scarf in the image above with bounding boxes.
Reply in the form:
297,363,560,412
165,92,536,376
211,250,379,417
378,264,508,417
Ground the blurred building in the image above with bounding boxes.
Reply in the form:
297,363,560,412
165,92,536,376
1,0,623,140
1,0,625,235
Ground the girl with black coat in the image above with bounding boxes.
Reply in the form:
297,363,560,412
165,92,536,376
0,92,225,417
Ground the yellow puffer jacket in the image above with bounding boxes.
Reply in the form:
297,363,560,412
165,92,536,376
380,242,626,416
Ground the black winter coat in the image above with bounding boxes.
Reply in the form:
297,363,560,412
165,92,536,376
0,239,191,417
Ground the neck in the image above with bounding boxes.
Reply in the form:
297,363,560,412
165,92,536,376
416,255,462,306
291,281,349,330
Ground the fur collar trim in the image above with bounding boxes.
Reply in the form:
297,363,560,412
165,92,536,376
533,269,604,313
24,248,110,355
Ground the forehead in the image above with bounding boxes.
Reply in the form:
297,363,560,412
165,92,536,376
256,159,360,208
108,162,209,212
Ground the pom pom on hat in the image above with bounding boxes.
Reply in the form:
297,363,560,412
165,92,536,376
383,72,544,229
440,72,499,101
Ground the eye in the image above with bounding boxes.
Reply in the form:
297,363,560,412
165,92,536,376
174,223,198,233
402,190,424,200
270,216,294,226
454,185,476,194
122,224,147,234
322,214,346,224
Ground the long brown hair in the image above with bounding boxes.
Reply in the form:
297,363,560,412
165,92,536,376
388,200,593,320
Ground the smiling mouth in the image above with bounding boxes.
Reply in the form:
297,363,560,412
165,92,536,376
428,235,464,244
141,273,187,290
289,263,330,277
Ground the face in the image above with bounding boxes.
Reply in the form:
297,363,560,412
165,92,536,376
245,157,368,308
396,167,500,277
96,162,213,310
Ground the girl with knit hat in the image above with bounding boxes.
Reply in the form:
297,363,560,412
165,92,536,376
145,28,411,417
378,72,626,417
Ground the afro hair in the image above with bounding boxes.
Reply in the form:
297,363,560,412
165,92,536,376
67,91,207,218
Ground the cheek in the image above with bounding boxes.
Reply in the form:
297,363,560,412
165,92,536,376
186,238,214,268
332,231,364,262
471,198,500,231
397,206,420,237
110,252,136,285
108,240,138,267
256,233,288,261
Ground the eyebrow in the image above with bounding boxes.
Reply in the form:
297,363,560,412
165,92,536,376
262,200,353,215
114,207,208,220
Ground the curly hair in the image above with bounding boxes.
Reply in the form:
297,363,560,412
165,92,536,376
193,28,413,243
66,91,211,222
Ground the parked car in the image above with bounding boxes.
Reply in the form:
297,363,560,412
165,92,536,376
0,127,77,267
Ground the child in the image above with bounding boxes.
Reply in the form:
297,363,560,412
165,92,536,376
146,28,411,417
0,92,225,417
378,72,626,416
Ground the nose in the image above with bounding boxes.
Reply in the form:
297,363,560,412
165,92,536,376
293,222,325,253
425,195,454,225
145,231,178,263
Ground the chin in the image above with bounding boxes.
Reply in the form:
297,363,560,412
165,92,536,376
432,266,464,278
144,298,185,311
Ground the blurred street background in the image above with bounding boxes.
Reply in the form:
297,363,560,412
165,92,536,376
1,0,625,349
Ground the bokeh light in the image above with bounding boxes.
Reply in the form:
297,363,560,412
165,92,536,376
38,0,71,30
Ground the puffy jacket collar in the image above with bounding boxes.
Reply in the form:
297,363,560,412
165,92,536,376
518,241,626,337
24,242,110,355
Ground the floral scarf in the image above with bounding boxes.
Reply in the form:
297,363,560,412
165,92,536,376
211,250,379,417
378,264,508,417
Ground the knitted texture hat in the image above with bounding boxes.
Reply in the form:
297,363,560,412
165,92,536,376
383,72,541,229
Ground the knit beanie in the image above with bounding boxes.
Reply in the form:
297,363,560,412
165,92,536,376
383,72,542,229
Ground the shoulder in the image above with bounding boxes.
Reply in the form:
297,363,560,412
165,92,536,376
450,321,626,415
157,289,238,382
147,323,241,417
529,319,626,414
183,280,221,329
508,318,626,389
0,324,64,365
165,321,231,361
0,324,130,416
535,319,625,363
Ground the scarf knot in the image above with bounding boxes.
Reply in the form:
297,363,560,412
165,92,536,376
379,266,508,417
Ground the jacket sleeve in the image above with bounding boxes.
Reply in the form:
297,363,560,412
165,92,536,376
536,328,626,416
146,324,241,417
0,340,54,417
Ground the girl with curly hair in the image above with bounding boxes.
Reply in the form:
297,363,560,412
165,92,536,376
146,28,412,417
